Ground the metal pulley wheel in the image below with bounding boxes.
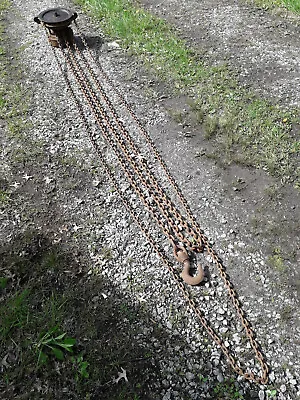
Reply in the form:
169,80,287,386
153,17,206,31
34,8,78,47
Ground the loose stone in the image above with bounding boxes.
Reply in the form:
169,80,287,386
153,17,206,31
186,372,195,380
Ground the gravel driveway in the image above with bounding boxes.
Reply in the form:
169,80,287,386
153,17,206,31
0,0,299,399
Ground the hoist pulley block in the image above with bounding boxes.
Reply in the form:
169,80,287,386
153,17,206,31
34,8,78,47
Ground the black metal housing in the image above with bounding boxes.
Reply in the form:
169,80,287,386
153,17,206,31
34,8,78,47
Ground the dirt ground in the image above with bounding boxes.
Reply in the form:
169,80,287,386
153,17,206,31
0,0,299,399
141,0,300,108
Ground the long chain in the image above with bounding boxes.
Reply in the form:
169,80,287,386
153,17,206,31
44,24,269,384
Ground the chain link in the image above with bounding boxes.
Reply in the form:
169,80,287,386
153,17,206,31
44,24,269,384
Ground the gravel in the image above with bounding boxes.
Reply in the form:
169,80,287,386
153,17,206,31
1,0,299,399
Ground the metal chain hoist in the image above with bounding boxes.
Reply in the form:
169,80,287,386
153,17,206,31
34,7,269,385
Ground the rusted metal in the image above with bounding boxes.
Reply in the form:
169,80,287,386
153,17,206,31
173,245,204,285
37,16,270,385
34,8,77,47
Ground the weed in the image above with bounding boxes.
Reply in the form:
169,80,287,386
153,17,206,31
267,247,287,272
266,389,277,398
101,246,114,260
71,354,90,380
0,189,9,204
187,99,205,124
195,109,205,124
35,327,76,365
198,373,208,383
212,378,244,399
0,288,30,338
0,277,8,288
203,115,219,138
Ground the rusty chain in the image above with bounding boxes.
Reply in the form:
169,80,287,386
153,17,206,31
44,24,269,384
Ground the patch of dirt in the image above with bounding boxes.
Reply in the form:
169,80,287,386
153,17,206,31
140,0,300,108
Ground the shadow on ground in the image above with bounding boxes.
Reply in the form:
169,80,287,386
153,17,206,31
0,230,161,399
0,230,258,400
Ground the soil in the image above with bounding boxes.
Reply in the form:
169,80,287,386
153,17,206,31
0,0,299,399
141,0,300,108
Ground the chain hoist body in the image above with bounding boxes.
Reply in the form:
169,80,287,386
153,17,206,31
34,8,77,47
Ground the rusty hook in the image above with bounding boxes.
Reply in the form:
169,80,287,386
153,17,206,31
173,245,204,286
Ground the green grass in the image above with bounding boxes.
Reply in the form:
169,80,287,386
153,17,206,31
250,0,300,13
0,231,160,399
267,247,287,272
0,233,83,378
0,289,30,338
281,0,300,12
213,378,245,399
75,0,299,185
0,0,31,139
0,0,9,13
0,72,31,138
0,189,9,204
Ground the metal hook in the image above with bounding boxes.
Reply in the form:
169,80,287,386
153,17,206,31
173,245,204,286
